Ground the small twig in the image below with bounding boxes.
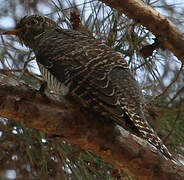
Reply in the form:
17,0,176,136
169,86,184,103
163,108,181,143
50,0,97,13
0,69,23,75
17,53,35,81
25,70,44,83
150,63,183,104
133,57,152,71
23,52,35,70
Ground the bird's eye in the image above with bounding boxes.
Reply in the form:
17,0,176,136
27,19,38,26
31,19,38,24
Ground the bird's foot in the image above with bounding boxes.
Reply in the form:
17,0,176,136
38,81,50,102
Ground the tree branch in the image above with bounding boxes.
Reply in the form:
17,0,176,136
0,74,183,180
99,0,184,63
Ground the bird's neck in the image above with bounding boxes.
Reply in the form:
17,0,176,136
32,32,46,49
25,32,45,51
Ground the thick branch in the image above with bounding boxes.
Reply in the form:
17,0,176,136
100,0,184,63
0,75,183,180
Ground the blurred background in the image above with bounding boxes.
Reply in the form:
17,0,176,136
0,0,184,179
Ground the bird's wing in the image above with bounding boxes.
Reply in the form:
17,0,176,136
35,28,155,133
36,29,125,119
37,55,123,121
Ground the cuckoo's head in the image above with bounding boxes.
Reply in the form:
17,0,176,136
3,15,59,48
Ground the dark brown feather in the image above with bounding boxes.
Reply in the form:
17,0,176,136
8,15,174,160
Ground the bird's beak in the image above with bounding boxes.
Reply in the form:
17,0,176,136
2,27,25,35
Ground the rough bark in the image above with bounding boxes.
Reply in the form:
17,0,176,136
99,0,184,63
0,75,183,180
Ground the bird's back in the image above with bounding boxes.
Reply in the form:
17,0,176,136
35,28,173,160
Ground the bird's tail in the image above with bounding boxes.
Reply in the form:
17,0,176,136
124,108,174,160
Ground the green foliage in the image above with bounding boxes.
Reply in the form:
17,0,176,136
153,100,184,156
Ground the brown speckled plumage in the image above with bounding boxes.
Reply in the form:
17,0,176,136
4,15,174,160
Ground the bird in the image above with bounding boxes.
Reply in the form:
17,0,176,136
3,14,173,160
